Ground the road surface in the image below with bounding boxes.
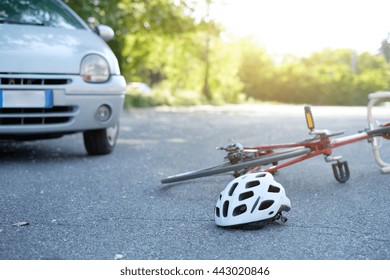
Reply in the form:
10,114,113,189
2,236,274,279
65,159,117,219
1,104,389,260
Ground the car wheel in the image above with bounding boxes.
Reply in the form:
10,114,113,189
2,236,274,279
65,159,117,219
83,122,119,155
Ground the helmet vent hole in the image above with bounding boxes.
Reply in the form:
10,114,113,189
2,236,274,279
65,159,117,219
215,207,220,217
259,200,274,210
245,181,260,189
228,183,239,196
233,204,247,216
268,211,274,216
223,201,229,217
239,191,254,201
268,185,280,193
256,173,266,178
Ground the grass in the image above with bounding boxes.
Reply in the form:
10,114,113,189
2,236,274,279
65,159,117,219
124,86,250,108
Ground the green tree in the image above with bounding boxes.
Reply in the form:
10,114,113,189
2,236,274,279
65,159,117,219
379,36,390,63
237,38,274,101
64,1,390,106
64,0,199,74
238,47,390,105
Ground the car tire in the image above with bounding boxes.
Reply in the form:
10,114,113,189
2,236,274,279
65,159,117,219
83,122,119,155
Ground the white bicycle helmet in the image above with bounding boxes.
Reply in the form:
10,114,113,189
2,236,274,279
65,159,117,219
215,172,291,227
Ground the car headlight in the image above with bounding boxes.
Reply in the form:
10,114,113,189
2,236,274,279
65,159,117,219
81,54,110,83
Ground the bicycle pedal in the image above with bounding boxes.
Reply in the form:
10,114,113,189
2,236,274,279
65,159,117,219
332,161,350,183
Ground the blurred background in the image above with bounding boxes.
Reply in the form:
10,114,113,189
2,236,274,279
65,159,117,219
65,0,390,106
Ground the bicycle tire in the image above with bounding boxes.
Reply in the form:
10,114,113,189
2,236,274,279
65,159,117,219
161,147,311,184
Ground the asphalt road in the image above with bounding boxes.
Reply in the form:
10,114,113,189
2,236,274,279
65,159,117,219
0,104,389,260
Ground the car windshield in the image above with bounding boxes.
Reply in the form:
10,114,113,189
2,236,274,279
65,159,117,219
0,0,85,29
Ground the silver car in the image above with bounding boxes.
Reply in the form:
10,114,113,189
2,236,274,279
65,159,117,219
0,0,126,155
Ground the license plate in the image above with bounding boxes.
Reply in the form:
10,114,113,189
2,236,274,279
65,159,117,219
0,90,53,108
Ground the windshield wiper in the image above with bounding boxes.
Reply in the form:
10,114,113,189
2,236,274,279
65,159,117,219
0,19,45,26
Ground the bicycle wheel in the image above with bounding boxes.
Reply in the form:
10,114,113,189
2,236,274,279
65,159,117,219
161,147,311,184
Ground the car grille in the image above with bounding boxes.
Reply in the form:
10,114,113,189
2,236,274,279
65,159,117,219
0,106,77,125
0,77,70,85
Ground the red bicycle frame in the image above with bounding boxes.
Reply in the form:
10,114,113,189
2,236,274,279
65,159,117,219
243,91,390,182
244,131,370,182
161,92,390,185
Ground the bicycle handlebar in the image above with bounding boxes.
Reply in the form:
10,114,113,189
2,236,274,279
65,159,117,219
367,91,390,173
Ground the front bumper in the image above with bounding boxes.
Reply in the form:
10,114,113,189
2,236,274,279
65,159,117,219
0,73,126,136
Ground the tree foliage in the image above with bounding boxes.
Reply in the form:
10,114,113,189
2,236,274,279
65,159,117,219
64,0,390,106
64,0,199,73
237,44,390,105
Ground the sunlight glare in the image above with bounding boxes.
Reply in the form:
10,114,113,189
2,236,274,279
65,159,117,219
212,0,390,56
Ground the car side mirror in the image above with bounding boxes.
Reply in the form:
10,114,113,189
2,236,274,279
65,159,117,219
94,25,115,42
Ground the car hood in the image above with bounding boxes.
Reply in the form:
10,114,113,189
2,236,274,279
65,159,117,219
0,24,120,75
